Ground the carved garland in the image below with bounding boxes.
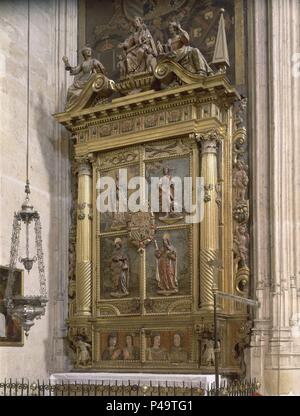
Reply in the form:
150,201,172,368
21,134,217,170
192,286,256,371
232,98,250,296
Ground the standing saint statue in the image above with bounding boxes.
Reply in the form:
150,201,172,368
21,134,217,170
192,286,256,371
63,46,105,109
162,21,213,75
111,172,128,231
118,16,157,78
158,166,183,223
154,233,178,295
159,166,175,218
110,238,130,298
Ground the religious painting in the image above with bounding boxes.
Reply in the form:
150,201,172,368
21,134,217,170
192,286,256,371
82,0,240,84
100,331,140,361
145,156,190,225
0,266,24,346
145,330,191,363
146,228,191,297
100,235,140,299
99,164,140,233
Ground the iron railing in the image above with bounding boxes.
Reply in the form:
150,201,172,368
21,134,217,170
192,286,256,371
0,378,260,396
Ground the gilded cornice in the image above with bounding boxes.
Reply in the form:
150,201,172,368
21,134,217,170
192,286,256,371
53,73,239,130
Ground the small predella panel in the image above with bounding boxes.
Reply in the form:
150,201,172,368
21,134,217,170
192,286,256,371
95,328,196,370
100,331,140,361
145,330,192,364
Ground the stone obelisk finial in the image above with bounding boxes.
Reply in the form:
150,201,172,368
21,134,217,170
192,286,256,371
212,9,230,71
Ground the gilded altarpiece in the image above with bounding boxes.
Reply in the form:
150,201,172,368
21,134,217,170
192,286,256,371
55,58,250,375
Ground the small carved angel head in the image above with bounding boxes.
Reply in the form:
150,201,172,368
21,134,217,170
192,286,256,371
114,237,123,249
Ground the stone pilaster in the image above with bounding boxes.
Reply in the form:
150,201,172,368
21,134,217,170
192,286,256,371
50,0,78,373
248,0,300,395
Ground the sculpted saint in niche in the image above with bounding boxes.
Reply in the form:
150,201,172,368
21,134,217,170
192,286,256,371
110,238,130,298
111,172,128,231
158,166,183,223
154,233,178,296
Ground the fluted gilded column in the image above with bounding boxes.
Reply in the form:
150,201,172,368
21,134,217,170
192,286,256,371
75,157,92,316
198,129,221,310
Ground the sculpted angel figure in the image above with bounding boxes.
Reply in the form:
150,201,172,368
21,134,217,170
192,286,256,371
75,336,91,367
154,234,178,295
161,21,213,75
118,16,157,77
233,159,249,202
63,46,105,108
201,338,216,366
233,224,249,268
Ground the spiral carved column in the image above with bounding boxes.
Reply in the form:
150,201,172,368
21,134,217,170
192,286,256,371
198,130,220,310
75,158,92,317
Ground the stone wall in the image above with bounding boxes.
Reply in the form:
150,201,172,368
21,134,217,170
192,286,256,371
0,0,77,379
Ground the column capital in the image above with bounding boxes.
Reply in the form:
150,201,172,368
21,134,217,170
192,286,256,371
190,128,224,154
75,154,95,176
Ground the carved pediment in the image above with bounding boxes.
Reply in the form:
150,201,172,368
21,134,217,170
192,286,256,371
154,57,210,88
65,73,116,113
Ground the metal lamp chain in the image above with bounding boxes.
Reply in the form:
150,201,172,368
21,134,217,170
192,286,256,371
6,215,22,299
5,0,47,337
26,0,30,186
34,217,47,298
